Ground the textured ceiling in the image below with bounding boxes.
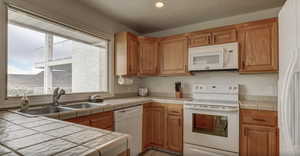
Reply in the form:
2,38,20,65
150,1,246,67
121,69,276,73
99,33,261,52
78,0,285,33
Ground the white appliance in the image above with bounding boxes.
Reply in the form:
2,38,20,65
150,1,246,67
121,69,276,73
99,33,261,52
188,42,238,71
184,84,239,156
114,106,143,156
279,0,300,155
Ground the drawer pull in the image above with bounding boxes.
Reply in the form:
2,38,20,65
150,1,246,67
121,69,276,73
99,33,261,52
253,118,266,122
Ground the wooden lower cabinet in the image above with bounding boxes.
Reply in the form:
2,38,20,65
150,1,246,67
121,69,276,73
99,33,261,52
240,109,279,156
143,103,183,153
166,114,182,152
241,125,278,156
64,111,114,131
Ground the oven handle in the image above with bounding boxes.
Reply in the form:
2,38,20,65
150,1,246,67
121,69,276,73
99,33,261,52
184,107,239,112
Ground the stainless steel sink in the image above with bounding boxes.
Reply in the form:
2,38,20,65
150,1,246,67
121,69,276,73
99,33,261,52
19,106,73,115
60,103,101,109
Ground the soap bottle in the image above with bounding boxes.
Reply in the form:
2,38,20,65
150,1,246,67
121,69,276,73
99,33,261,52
20,94,30,112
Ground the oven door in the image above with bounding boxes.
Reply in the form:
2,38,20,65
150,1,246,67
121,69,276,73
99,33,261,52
184,106,239,153
188,48,224,71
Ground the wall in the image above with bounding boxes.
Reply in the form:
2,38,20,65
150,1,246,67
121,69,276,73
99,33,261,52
144,7,281,37
142,72,278,98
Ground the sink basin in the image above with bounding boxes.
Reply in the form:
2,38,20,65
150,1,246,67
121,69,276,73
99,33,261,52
20,106,73,115
61,103,101,109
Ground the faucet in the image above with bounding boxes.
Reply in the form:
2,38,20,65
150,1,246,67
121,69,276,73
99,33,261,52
52,88,66,106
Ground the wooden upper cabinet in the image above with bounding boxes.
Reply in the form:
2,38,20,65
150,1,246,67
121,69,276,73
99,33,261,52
212,29,237,45
188,27,237,47
115,32,139,76
189,32,211,47
159,35,189,75
238,18,278,73
138,37,159,75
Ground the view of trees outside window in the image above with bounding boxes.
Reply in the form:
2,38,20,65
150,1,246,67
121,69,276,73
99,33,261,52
7,9,108,97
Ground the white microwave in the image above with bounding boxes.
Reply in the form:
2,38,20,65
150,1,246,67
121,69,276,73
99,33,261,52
188,42,239,71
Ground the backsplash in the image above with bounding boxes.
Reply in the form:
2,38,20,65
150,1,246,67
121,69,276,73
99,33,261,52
141,72,278,98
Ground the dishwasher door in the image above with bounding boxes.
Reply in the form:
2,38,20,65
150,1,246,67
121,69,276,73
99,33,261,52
115,105,143,156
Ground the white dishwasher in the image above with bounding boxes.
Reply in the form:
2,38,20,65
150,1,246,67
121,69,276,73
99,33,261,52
114,105,143,156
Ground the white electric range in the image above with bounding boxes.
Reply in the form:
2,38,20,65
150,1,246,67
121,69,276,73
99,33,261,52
184,84,239,156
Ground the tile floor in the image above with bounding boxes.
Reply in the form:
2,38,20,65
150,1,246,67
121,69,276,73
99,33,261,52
142,150,176,156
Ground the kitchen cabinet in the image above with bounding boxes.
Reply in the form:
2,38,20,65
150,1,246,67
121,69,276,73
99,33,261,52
142,103,183,153
189,32,211,47
64,111,114,131
138,37,159,75
212,29,237,45
188,27,237,47
238,18,278,73
159,35,189,75
142,103,165,149
115,32,139,76
240,109,279,156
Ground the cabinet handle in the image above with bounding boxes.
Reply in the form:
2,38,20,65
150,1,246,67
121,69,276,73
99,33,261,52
244,128,247,136
208,36,211,44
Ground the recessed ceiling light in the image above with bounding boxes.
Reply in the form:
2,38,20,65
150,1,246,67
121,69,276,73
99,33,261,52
155,2,164,8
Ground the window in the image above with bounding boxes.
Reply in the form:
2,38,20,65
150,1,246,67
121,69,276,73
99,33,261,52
7,8,109,97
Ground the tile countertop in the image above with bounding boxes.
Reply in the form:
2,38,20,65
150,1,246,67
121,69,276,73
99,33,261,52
0,111,129,156
19,96,277,121
239,100,278,111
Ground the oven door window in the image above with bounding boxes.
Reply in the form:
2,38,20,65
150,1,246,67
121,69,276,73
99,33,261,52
192,114,228,137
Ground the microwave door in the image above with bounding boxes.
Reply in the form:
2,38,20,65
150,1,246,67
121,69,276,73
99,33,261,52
190,50,224,70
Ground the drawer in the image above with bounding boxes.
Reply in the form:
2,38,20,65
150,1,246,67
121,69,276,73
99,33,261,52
240,109,277,127
167,104,183,115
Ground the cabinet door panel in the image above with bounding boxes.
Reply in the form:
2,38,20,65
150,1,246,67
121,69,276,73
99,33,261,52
239,19,278,72
166,115,182,152
189,32,211,47
127,34,139,75
241,125,278,156
143,107,153,149
160,36,188,75
139,38,158,75
212,29,237,44
152,107,165,147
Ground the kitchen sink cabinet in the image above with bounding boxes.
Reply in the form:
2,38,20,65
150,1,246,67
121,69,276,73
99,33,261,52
115,32,139,76
138,37,159,76
240,109,279,156
237,18,278,73
159,35,189,76
64,111,114,131
142,103,183,153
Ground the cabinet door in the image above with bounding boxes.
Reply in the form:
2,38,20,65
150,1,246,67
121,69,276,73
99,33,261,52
240,124,278,156
139,38,158,75
89,112,114,130
212,29,237,45
159,35,189,75
143,107,153,149
152,107,165,147
127,33,139,75
189,32,211,47
166,114,183,152
238,18,278,73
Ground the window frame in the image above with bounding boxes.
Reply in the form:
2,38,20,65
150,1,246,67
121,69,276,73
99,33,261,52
1,4,115,107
